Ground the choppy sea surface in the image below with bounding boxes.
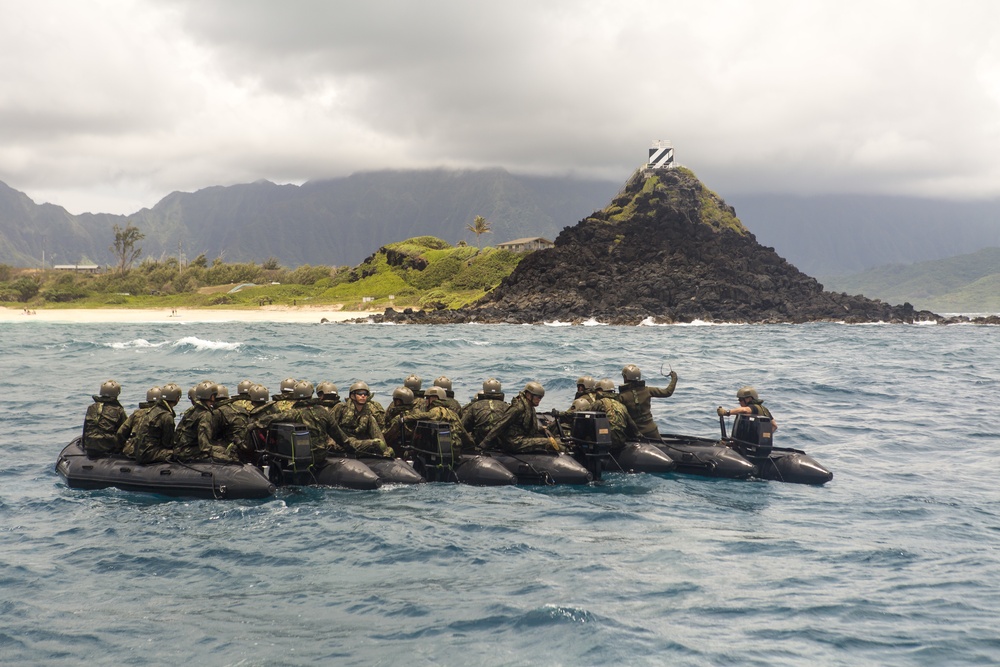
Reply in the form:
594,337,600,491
1,320,998,666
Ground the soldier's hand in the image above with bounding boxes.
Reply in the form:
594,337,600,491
717,406,727,417
547,437,562,452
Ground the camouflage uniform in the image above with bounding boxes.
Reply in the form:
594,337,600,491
331,400,393,457
82,395,127,459
285,398,353,465
617,374,677,439
592,394,642,452
133,399,177,464
461,392,509,446
173,401,235,462
214,397,252,462
117,400,155,458
480,390,556,454
383,403,418,451
368,399,387,429
405,404,477,454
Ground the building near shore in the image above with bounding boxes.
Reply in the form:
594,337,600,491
496,237,554,253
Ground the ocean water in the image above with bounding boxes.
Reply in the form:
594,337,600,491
1,320,998,666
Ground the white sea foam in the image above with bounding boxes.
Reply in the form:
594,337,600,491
108,338,169,349
581,318,607,326
172,336,242,351
542,320,573,327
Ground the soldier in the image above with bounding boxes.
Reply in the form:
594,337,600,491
592,378,642,452
173,380,236,462
231,380,255,412
432,376,463,413
381,386,418,453
574,376,598,404
117,386,161,458
480,382,561,454
717,386,778,431
404,374,425,408
315,382,340,409
270,377,298,412
617,364,678,439
215,384,252,462
133,383,182,464
331,382,393,457
82,380,127,459
461,378,509,445
404,386,477,453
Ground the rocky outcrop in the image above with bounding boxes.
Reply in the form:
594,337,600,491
366,168,942,325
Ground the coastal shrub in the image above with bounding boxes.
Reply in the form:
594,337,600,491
287,264,332,285
206,261,264,285
1,276,40,302
450,249,521,290
407,254,464,290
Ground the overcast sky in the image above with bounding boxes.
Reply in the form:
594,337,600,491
1,0,998,215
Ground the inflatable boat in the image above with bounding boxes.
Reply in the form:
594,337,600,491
56,438,275,500
721,414,833,485
401,420,516,485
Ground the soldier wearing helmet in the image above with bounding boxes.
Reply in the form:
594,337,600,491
315,382,340,408
82,380,127,458
133,383,182,464
330,381,394,457
574,376,598,405
480,381,562,454
382,386,418,448
173,381,237,462
213,383,253,462
432,376,463,413
591,378,642,451
717,386,777,430
271,378,299,412
461,378,509,445
401,386,477,453
117,386,161,458
618,363,678,440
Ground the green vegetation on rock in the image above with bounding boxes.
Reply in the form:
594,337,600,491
0,236,523,312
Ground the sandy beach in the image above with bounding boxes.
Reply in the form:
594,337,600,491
0,306,374,324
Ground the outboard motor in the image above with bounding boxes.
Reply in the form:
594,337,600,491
255,422,315,485
407,420,458,483
730,414,774,457
568,411,612,481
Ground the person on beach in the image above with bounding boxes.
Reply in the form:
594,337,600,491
82,380,127,458
617,364,678,440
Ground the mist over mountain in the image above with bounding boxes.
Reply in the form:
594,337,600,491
727,193,1000,276
0,169,622,268
2,170,999,278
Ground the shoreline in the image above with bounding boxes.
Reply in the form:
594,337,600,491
0,306,373,324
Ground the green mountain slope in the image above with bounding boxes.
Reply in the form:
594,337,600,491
821,247,1000,312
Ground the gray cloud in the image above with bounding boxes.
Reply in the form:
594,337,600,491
0,0,998,213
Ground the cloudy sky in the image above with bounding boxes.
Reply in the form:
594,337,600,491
1,0,998,214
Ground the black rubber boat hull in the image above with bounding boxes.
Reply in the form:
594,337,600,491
314,457,383,489
655,435,757,479
489,451,594,485
608,442,677,474
454,454,518,486
741,447,834,485
358,457,426,485
56,439,275,500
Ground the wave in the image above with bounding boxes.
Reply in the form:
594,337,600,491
172,336,242,352
107,339,170,350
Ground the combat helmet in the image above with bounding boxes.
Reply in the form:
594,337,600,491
279,377,297,394
146,386,162,403
576,376,596,391
236,380,254,396
194,380,217,402
293,380,314,400
160,383,182,403
571,397,593,412
215,384,230,400
349,381,370,396
392,386,415,405
524,381,545,398
99,379,121,398
316,381,338,399
433,376,452,391
482,378,502,394
404,374,422,392
248,384,269,404
622,364,642,382
596,378,616,392
737,386,759,402
424,386,447,402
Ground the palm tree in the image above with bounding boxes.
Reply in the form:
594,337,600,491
467,215,492,249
